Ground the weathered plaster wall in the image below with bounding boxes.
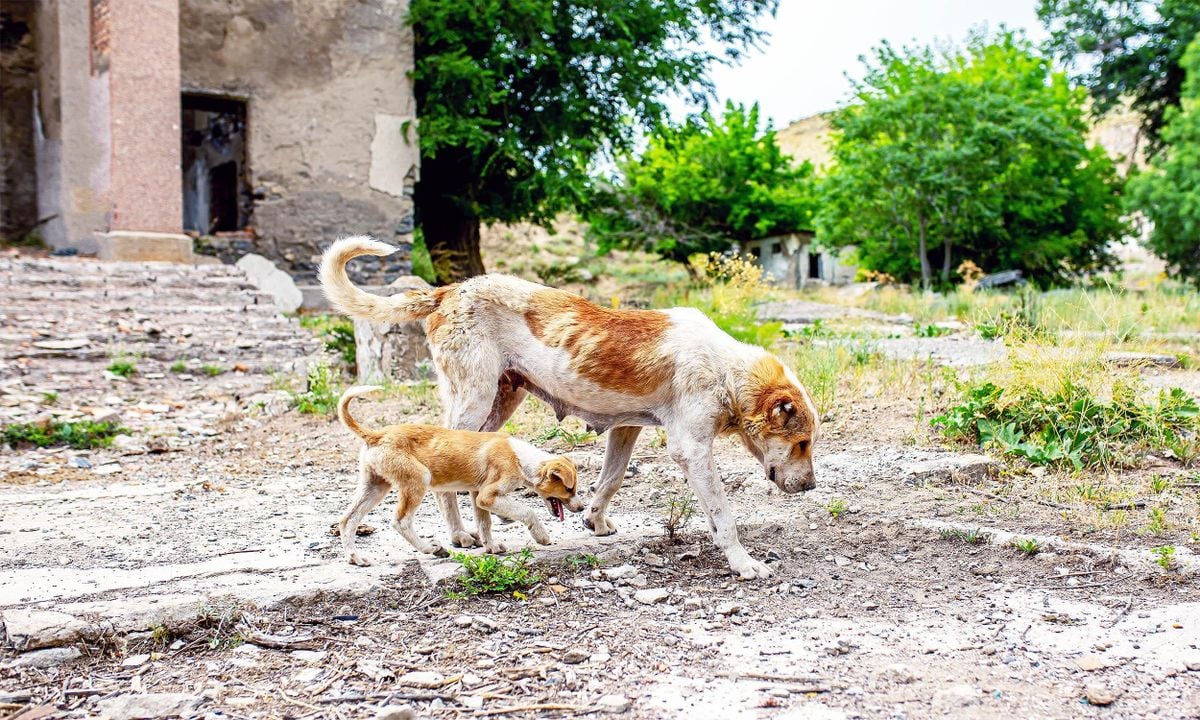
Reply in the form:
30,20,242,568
179,0,418,284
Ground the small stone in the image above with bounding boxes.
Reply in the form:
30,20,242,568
1184,658,1200,672
604,564,638,580
8,647,82,668
596,694,631,713
398,671,445,688
863,601,879,611
634,588,670,605
453,614,474,627
794,577,818,589
1085,685,1119,706
94,462,122,475
562,647,590,664
460,673,482,688
293,667,322,684
472,616,500,633
96,693,201,720
684,597,704,609
121,653,151,667
934,684,980,707
461,696,484,710
68,457,92,469
291,650,327,663
716,602,742,616
1074,654,1107,672
374,705,416,720
644,553,666,568
882,662,915,684
833,555,851,567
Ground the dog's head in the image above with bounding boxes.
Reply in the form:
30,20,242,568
534,456,583,521
736,357,820,494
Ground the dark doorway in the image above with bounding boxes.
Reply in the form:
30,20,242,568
808,251,821,279
181,94,248,233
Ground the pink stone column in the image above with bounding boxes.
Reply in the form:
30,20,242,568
95,0,192,262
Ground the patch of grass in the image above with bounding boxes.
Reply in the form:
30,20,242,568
827,498,849,520
299,314,357,368
681,252,782,349
933,342,1200,471
534,424,597,449
1152,545,1176,571
3,420,127,449
1013,537,1041,556
169,361,188,373
564,553,601,570
106,360,137,377
939,527,986,544
448,548,541,599
1149,475,1172,494
195,600,245,650
1146,506,1168,535
663,490,697,542
40,391,57,405
292,362,340,415
150,624,171,645
200,364,225,377
914,323,951,338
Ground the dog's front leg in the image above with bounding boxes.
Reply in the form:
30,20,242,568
476,495,551,547
470,491,506,554
668,432,772,580
584,425,642,536
435,492,480,548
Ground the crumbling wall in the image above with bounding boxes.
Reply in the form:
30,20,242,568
179,0,418,285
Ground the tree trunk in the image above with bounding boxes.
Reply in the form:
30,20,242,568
413,151,487,284
941,237,953,286
917,213,932,291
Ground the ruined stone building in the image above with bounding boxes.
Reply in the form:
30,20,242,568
0,0,418,285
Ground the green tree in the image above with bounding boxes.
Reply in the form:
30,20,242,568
817,34,1126,289
1038,0,1200,157
1129,33,1200,285
586,102,817,265
408,0,777,283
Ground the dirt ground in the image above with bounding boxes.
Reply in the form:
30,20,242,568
2,257,1199,719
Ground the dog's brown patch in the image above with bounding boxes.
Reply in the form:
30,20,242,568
524,290,673,395
742,356,814,439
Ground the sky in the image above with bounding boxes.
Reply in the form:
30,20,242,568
675,0,1048,127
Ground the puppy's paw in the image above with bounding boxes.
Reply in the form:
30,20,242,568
585,512,618,536
347,552,372,567
430,544,450,558
451,530,480,548
484,541,508,554
529,524,551,545
731,557,773,580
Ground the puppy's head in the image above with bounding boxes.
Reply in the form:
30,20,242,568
738,357,820,494
534,456,583,521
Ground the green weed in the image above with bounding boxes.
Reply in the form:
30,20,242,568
40,391,58,405
1146,506,1168,535
201,364,225,377
827,498,849,520
169,361,188,373
534,424,597,449
564,553,602,570
663,490,697,541
448,548,541,599
107,360,137,377
939,527,986,544
292,362,340,415
1013,537,1041,555
1152,545,1176,571
299,315,357,367
1149,475,1172,494
3,420,127,449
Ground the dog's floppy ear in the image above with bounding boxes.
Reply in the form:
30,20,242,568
552,464,577,490
771,399,796,426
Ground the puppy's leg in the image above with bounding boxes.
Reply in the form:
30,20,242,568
437,382,502,548
668,430,770,580
476,487,551,547
381,457,447,557
584,426,642,536
471,491,506,554
338,454,390,567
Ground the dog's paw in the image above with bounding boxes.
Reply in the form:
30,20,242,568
529,525,551,545
584,513,618,536
431,544,450,558
731,557,773,580
451,530,480,548
347,552,373,567
484,541,508,554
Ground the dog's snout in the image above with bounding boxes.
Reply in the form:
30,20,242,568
566,496,585,513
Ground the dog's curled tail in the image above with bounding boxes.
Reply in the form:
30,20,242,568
319,236,444,323
337,385,385,444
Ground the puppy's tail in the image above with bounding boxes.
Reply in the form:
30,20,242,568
319,236,448,323
337,385,385,444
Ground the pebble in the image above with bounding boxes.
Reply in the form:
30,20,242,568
1185,658,1200,672
604,564,638,580
882,662,915,684
398,671,445,689
716,602,742,616
1085,685,1119,706
453,614,474,627
1074,654,1107,672
8,647,82,668
562,647,590,664
94,462,122,475
833,555,851,567
644,553,666,567
374,705,416,720
291,650,327,663
68,457,92,469
472,616,500,633
96,693,201,720
461,696,484,710
121,653,150,667
293,667,322,684
596,694,631,713
634,588,670,605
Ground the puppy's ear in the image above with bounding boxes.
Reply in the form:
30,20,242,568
551,465,576,490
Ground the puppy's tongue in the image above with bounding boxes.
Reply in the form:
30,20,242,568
552,498,564,522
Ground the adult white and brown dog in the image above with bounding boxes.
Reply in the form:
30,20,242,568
320,236,819,579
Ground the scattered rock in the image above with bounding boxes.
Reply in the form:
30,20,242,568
972,563,1003,577
453,614,474,627
882,662,915,684
398,671,446,688
1085,685,1120,706
472,616,500,633
604,564,638,580
1184,657,1200,672
1074,654,1107,672
562,647,590,664
95,693,202,720
121,653,150,667
596,694,631,713
2,609,87,650
290,650,327,663
904,454,997,485
8,646,82,668
293,667,322,684
933,684,980,707
68,457,92,469
833,556,851,568
32,338,90,351
716,602,742,616
644,553,666,568
374,705,416,720
634,588,670,605
236,254,303,313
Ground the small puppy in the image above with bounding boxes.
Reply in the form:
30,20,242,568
335,385,583,565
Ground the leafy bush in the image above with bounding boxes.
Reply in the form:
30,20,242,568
935,366,1199,471
687,252,782,348
107,360,137,377
292,362,340,415
663,490,697,541
449,549,541,599
3,420,128,449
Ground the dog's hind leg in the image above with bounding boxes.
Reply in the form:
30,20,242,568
436,382,503,548
583,426,642,536
338,452,390,567
389,463,448,557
